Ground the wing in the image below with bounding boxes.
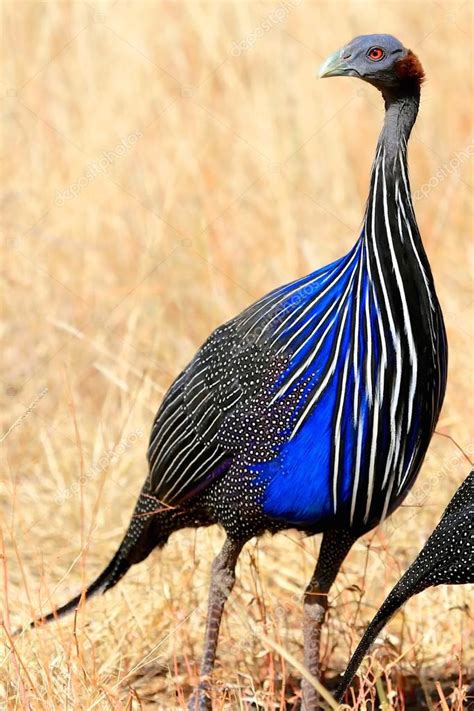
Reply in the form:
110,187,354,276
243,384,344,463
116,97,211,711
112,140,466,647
145,254,345,506
146,321,285,505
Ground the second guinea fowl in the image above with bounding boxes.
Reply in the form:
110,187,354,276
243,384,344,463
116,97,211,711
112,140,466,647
336,470,474,704
24,34,447,711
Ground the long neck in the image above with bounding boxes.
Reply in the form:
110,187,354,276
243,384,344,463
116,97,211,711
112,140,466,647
369,87,421,224
363,87,436,306
360,84,442,374
379,88,420,165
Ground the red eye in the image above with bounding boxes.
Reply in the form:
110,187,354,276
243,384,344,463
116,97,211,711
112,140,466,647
367,47,384,61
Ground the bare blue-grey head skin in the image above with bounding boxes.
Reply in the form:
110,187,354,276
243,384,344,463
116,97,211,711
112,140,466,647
318,34,409,89
319,34,426,158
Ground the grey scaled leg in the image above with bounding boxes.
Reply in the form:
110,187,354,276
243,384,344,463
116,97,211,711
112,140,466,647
302,529,357,711
188,537,244,711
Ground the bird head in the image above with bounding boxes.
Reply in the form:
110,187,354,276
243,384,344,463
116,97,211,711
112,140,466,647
318,34,425,92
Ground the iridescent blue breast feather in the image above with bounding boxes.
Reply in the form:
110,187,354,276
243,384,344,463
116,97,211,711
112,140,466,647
146,133,447,535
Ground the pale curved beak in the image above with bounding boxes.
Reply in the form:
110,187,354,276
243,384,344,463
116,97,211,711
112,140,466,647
318,49,352,78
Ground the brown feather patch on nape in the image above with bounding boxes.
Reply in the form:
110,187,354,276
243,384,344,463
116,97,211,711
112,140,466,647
395,50,425,85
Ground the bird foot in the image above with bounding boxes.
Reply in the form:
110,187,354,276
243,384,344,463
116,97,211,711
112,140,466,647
187,683,212,711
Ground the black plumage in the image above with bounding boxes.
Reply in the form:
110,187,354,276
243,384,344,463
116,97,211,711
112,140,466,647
336,470,474,703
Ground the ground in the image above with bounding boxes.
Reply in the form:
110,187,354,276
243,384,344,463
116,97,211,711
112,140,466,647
1,1,473,709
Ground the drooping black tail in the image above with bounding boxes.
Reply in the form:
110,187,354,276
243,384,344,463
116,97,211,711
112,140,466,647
18,491,175,634
26,547,132,629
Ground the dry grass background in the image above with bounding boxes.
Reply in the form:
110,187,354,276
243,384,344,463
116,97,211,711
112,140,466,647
1,1,473,709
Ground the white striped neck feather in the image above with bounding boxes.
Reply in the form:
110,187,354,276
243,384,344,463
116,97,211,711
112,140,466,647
362,84,438,335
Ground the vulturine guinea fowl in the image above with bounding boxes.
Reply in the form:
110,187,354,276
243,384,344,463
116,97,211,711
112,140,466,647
22,35,447,710
336,470,474,704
